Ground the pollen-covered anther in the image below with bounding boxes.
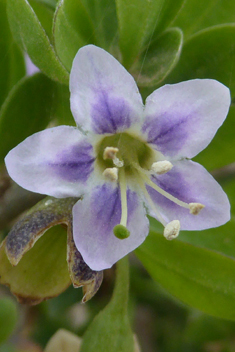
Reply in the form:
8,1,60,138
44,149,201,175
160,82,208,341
151,161,173,175
103,147,124,167
103,167,118,182
103,146,119,160
189,202,205,215
164,220,180,240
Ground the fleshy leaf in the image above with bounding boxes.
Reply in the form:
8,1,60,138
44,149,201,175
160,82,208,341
67,222,103,303
3,196,103,303
0,0,25,107
5,196,77,265
0,226,71,305
52,83,75,126
80,257,135,352
132,28,183,87
0,298,18,344
7,0,69,84
81,0,118,49
116,0,183,68
135,230,235,320
53,0,95,71
36,0,57,9
173,0,235,40
116,0,162,68
167,24,235,97
29,0,54,41
0,73,55,163
152,0,185,34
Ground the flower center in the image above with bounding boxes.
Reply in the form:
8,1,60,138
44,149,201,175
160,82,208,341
96,132,204,240
96,132,156,177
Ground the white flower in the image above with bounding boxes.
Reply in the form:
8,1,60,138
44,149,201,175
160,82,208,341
5,45,231,271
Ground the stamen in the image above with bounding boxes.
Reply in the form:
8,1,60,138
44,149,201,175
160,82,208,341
103,146,124,167
133,164,205,216
141,184,167,226
103,167,118,182
143,176,190,210
103,146,118,159
189,202,205,215
164,220,180,240
151,161,173,175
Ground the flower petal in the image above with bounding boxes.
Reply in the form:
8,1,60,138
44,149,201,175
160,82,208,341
143,79,230,159
72,183,149,271
146,160,230,230
70,45,143,134
5,126,94,198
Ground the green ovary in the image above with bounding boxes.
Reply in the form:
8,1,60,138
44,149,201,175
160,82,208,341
96,132,155,176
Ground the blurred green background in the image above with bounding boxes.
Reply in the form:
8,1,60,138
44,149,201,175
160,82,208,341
1,0,235,350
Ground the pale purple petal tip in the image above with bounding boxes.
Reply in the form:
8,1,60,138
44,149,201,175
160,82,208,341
5,126,94,198
73,183,149,271
70,45,143,134
143,79,231,159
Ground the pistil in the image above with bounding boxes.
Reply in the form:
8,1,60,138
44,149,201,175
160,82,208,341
113,169,130,240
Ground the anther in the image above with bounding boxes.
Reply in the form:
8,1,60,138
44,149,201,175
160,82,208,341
103,147,124,167
103,167,118,182
189,203,205,215
164,220,180,240
103,147,119,160
151,161,173,175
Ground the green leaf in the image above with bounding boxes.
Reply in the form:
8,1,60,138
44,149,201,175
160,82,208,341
116,0,161,68
173,0,235,40
0,226,71,305
53,0,95,71
7,0,69,84
81,0,118,49
152,0,185,34
52,83,75,126
29,0,54,41
194,105,235,171
166,24,235,97
0,298,18,344
116,0,184,68
135,230,235,320
36,0,58,10
0,0,25,107
0,73,55,163
132,28,183,87
80,257,134,352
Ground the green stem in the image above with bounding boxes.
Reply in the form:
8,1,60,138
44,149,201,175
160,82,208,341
111,256,129,313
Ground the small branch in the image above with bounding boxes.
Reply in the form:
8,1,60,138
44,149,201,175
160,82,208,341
211,162,235,181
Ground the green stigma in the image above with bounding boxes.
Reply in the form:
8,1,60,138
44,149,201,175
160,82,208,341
113,225,130,240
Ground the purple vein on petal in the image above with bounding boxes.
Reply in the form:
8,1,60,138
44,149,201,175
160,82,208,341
91,89,132,134
49,142,95,182
142,109,198,157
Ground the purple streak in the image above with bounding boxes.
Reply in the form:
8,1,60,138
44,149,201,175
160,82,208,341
50,142,94,182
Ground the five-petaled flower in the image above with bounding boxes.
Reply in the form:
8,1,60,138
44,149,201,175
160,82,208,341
5,45,231,271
